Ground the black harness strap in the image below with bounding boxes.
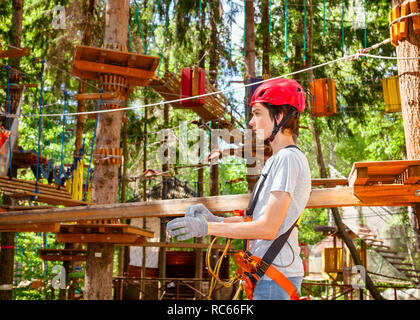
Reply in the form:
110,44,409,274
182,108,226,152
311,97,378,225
242,144,302,276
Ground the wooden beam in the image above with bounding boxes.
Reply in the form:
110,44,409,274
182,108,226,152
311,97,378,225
348,167,369,186
73,60,155,81
0,222,60,233
1,187,420,226
73,92,126,101
0,47,30,59
353,185,420,203
139,241,234,250
56,233,145,244
396,165,420,184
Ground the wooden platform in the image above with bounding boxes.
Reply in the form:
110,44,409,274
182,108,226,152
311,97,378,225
38,248,87,261
55,223,154,245
348,160,420,204
71,45,160,89
0,175,93,207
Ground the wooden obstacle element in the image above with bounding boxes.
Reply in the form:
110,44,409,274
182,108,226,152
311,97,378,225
11,150,47,169
389,1,420,47
71,45,159,91
0,174,94,207
38,248,88,262
55,223,153,245
149,71,235,128
348,160,420,204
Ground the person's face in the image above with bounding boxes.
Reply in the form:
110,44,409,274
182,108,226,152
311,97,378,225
248,103,282,141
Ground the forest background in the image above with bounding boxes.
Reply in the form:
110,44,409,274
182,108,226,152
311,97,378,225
0,0,412,299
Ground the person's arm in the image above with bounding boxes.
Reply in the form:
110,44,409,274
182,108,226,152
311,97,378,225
207,190,291,240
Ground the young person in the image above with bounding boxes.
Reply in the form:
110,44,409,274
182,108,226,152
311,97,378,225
166,78,312,300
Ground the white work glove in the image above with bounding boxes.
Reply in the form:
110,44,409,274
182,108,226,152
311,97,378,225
166,216,208,241
185,204,221,223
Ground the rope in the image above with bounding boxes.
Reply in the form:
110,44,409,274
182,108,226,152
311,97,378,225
341,0,345,56
156,0,172,75
323,0,326,36
303,0,307,66
283,0,289,65
15,39,416,119
82,88,103,201
5,65,13,179
34,59,45,194
58,90,68,189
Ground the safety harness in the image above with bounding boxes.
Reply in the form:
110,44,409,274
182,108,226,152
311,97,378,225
233,144,302,300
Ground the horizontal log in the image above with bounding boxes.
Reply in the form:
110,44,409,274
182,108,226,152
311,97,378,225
0,186,419,227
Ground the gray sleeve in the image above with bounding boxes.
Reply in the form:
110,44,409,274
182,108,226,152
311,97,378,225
269,151,300,196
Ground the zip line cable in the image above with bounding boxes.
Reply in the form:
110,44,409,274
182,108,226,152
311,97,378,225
16,44,420,118
2,37,418,120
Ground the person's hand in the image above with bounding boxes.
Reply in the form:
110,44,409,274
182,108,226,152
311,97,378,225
166,216,208,241
185,204,221,223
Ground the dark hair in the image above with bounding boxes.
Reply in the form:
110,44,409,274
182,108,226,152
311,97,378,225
264,103,300,142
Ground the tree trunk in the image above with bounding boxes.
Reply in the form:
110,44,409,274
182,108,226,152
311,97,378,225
261,0,270,76
244,0,257,193
306,0,384,300
393,0,420,231
74,0,95,159
0,0,24,301
84,0,129,300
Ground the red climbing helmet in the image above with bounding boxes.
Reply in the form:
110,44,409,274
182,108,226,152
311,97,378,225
250,78,306,112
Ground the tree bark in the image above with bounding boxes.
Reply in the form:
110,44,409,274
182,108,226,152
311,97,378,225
393,0,420,231
306,0,384,300
0,0,23,301
74,0,96,159
84,0,129,300
261,0,270,76
244,0,257,193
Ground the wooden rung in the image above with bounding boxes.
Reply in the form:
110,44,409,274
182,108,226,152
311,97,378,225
59,223,153,238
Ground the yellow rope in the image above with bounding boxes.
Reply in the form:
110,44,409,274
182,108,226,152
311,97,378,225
206,236,241,300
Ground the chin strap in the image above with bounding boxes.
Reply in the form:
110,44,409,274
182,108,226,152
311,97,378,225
264,107,297,145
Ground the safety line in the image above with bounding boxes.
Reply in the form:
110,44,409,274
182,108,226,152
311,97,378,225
5,38,418,119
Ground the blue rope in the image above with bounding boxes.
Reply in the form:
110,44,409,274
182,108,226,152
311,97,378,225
34,59,45,194
82,88,103,201
58,90,68,189
5,65,13,179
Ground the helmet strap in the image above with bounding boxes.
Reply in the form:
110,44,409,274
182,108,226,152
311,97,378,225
264,107,296,145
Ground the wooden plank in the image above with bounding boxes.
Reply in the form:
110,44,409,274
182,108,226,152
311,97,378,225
73,60,155,81
1,185,420,226
353,185,420,204
74,45,160,70
311,178,348,187
348,167,369,186
7,191,92,207
139,241,234,250
0,181,72,199
73,92,124,101
59,223,154,238
0,47,30,59
56,233,144,244
0,175,70,195
0,222,60,233
350,160,420,179
0,205,55,211
396,165,420,184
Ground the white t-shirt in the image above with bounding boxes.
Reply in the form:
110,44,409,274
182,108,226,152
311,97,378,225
248,146,311,278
